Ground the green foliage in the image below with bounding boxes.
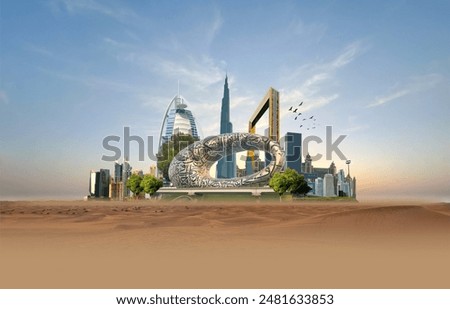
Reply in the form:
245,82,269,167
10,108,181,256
141,174,163,196
269,168,312,199
126,174,143,198
269,171,291,197
291,179,312,196
157,133,196,181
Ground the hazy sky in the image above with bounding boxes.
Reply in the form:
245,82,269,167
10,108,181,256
1,0,449,201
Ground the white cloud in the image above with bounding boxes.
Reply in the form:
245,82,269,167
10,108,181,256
0,90,9,105
367,89,410,108
287,41,366,82
288,19,327,43
230,95,254,109
205,8,223,47
280,88,339,120
331,41,363,69
49,0,140,24
155,56,223,90
277,41,366,120
367,73,443,108
302,73,330,89
342,115,370,133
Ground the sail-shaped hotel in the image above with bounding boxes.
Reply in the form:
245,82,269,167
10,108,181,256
158,94,199,149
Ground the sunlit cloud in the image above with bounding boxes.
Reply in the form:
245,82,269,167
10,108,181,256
278,40,366,121
343,115,370,133
367,73,443,108
287,40,367,82
280,88,339,120
343,124,370,133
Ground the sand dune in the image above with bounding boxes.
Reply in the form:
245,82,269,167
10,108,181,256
1,200,449,288
312,205,450,230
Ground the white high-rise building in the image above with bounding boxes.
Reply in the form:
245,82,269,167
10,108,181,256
315,177,323,196
323,174,335,197
89,170,96,196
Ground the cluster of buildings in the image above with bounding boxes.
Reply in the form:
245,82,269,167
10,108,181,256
305,154,355,197
283,134,356,197
89,161,149,199
89,74,356,198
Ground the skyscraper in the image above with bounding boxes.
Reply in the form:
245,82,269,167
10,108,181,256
91,168,110,198
89,170,96,196
283,132,302,173
122,161,132,198
314,177,324,196
217,75,236,178
114,162,123,183
323,174,335,197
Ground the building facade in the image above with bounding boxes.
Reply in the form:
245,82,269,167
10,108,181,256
283,132,302,174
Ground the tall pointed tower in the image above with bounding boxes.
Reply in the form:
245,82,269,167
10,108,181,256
217,74,236,178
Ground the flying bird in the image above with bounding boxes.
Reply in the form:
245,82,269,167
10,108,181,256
295,116,298,120
300,125,303,128
310,116,314,119
303,118,306,121
297,112,302,115
289,106,293,111
299,101,303,106
293,108,298,113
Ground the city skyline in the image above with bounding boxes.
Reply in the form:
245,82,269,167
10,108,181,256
1,1,449,201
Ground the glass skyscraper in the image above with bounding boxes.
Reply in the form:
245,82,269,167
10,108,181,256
217,75,236,178
283,132,302,174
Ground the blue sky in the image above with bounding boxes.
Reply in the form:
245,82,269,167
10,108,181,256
1,0,449,200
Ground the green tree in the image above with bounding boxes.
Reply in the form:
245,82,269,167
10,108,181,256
269,171,291,201
126,174,143,199
269,168,312,201
157,133,196,181
291,179,312,197
141,174,163,197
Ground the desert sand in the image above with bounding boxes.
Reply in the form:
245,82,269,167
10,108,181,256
1,199,449,288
